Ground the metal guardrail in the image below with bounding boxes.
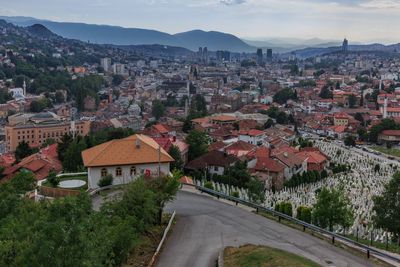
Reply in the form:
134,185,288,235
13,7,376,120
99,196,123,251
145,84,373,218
182,183,400,264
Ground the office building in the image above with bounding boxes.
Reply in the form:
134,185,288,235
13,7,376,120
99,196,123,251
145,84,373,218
266,49,273,61
256,48,263,65
100,58,111,72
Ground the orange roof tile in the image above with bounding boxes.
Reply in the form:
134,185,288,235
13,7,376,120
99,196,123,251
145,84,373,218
82,134,174,167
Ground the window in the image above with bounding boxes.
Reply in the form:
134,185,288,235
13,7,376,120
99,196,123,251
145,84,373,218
115,167,122,176
214,166,218,172
130,166,136,176
101,168,107,177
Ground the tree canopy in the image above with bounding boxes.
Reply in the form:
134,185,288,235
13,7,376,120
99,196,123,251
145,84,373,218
186,130,209,161
273,88,297,104
373,172,400,241
312,187,354,231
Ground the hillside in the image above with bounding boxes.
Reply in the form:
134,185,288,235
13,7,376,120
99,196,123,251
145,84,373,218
2,16,255,52
174,30,253,52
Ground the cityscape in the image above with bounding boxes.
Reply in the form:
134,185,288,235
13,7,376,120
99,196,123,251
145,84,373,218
0,1,399,267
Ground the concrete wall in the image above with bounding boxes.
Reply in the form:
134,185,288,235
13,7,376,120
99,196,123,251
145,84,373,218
88,162,170,189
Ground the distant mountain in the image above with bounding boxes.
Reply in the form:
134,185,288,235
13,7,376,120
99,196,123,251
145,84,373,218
174,30,253,52
290,43,400,58
1,16,254,52
26,24,58,39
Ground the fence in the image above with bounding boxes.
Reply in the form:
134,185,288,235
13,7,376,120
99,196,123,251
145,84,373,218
148,211,176,267
183,183,400,265
39,186,81,198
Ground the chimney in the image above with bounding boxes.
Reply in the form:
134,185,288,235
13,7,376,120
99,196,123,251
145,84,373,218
135,138,141,149
283,152,288,158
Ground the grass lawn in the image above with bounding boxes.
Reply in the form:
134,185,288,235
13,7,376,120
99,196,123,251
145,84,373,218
42,175,88,190
224,244,321,267
371,146,400,158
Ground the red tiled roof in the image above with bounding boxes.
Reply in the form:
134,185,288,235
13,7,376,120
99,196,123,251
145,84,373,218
296,151,327,164
226,141,256,152
239,129,265,136
254,157,285,173
153,137,173,151
381,130,400,136
153,124,170,134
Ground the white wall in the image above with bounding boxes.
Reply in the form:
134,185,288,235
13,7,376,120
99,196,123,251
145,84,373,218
88,162,170,189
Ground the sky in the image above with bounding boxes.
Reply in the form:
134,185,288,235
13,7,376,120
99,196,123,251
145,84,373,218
1,0,400,43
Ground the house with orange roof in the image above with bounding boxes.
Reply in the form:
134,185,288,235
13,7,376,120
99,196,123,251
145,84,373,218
296,150,328,172
224,141,256,158
1,144,62,183
82,134,174,189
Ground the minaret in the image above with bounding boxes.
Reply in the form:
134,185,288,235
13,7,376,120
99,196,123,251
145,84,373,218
379,79,383,91
383,97,388,119
23,80,26,97
184,98,189,117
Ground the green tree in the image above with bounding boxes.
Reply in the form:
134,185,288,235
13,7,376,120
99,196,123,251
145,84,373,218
297,206,312,223
276,112,289,124
147,170,180,224
186,130,209,161
47,170,59,188
152,100,165,120
319,85,333,99
263,118,274,129
348,94,358,108
344,135,356,147
273,88,296,104
373,172,400,243
169,145,183,170
112,74,124,86
312,187,354,231
189,94,207,118
15,141,36,162
62,138,87,172
57,134,73,162
55,91,65,103
357,127,368,141
247,178,265,204
98,174,113,187
10,171,36,193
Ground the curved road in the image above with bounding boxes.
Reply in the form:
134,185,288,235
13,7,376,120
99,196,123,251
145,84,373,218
156,190,377,267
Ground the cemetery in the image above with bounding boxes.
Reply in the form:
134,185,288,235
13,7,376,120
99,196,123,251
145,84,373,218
198,140,400,248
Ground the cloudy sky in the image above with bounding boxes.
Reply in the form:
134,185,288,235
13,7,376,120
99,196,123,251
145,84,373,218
1,0,400,43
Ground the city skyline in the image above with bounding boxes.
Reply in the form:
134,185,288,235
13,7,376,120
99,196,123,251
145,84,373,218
1,0,400,44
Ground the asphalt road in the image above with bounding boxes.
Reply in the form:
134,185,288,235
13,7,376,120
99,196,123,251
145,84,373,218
156,190,377,267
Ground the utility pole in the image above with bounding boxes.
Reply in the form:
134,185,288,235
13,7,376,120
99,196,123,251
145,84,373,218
158,145,161,177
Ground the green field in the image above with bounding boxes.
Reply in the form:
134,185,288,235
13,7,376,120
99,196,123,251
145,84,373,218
224,244,321,267
371,146,400,158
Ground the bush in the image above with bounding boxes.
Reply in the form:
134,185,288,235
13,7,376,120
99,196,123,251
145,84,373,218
296,206,312,223
98,174,113,187
204,181,214,190
275,201,293,217
47,170,59,188
231,191,239,198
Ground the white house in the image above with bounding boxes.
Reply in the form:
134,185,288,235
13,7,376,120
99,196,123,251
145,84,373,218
238,129,266,146
82,134,174,189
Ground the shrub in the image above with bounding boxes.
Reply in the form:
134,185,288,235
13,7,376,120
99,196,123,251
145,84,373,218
47,170,59,188
231,191,239,198
275,201,293,217
98,174,113,187
204,181,213,190
296,206,312,223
